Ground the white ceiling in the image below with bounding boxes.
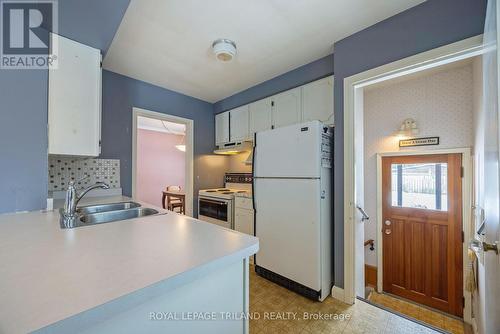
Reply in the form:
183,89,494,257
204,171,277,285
137,116,186,135
104,0,425,103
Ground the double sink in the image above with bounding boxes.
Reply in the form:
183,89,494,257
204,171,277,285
60,201,162,229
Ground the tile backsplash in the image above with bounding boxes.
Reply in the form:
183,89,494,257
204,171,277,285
48,157,120,192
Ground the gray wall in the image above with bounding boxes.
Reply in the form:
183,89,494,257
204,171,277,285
0,70,48,214
100,70,225,215
56,0,130,54
332,0,486,287
0,0,130,213
213,54,334,114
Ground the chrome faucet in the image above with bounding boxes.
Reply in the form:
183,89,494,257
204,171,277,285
62,176,110,219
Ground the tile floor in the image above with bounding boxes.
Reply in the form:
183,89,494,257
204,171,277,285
367,291,467,334
249,266,441,333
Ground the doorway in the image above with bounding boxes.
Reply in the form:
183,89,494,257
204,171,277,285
343,35,483,300
340,35,486,334
381,153,463,317
132,107,194,216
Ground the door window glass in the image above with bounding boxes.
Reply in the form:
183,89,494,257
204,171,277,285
391,163,448,211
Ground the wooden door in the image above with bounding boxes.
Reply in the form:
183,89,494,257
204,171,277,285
382,154,463,317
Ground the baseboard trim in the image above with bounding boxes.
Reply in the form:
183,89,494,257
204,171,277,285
365,264,377,288
331,286,345,302
471,318,478,334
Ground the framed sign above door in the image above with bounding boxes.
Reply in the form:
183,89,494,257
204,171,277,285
399,137,439,148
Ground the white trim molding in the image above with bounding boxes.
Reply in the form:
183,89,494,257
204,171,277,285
132,107,194,217
331,286,345,302
343,35,484,313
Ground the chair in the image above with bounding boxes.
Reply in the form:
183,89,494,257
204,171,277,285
165,185,184,214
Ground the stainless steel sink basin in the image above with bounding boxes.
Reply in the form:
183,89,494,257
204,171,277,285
78,208,160,226
76,201,141,215
60,201,164,229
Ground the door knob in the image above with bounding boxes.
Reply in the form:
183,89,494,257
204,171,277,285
483,241,499,255
385,229,391,235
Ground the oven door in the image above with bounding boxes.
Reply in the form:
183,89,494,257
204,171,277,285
198,196,232,229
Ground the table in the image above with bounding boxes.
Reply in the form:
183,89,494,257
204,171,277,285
162,190,185,214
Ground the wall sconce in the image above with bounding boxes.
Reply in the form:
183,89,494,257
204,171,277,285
395,118,419,138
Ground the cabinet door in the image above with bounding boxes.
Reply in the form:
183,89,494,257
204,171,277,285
229,105,250,142
215,111,230,145
48,33,102,156
249,98,273,137
235,208,254,236
272,87,301,128
302,75,334,125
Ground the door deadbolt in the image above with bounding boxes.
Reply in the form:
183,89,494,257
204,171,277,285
385,220,391,226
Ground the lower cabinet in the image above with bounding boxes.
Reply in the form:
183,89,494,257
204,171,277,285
234,197,254,264
235,208,254,236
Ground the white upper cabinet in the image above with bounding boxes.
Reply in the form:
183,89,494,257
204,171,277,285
249,98,273,136
48,33,102,156
302,75,334,125
215,76,334,144
215,111,230,145
272,87,301,128
230,105,250,142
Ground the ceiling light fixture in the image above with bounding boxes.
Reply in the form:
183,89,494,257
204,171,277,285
212,39,237,62
175,144,186,152
161,120,186,152
175,133,186,152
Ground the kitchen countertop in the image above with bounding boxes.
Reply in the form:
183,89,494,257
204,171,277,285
0,196,259,333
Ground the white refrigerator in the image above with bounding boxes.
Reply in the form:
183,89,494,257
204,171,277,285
253,120,333,301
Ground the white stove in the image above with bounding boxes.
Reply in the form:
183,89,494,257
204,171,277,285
199,188,250,200
198,173,252,229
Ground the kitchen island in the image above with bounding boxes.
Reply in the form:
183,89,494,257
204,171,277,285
0,197,258,334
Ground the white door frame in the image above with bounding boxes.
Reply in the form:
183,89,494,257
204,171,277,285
342,35,485,312
376,148,472,322
132,107,194,216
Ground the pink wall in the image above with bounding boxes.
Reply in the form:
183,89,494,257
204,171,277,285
136,129,185,207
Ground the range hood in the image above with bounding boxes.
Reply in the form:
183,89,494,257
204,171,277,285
213,141,253,155
244,149,253,165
